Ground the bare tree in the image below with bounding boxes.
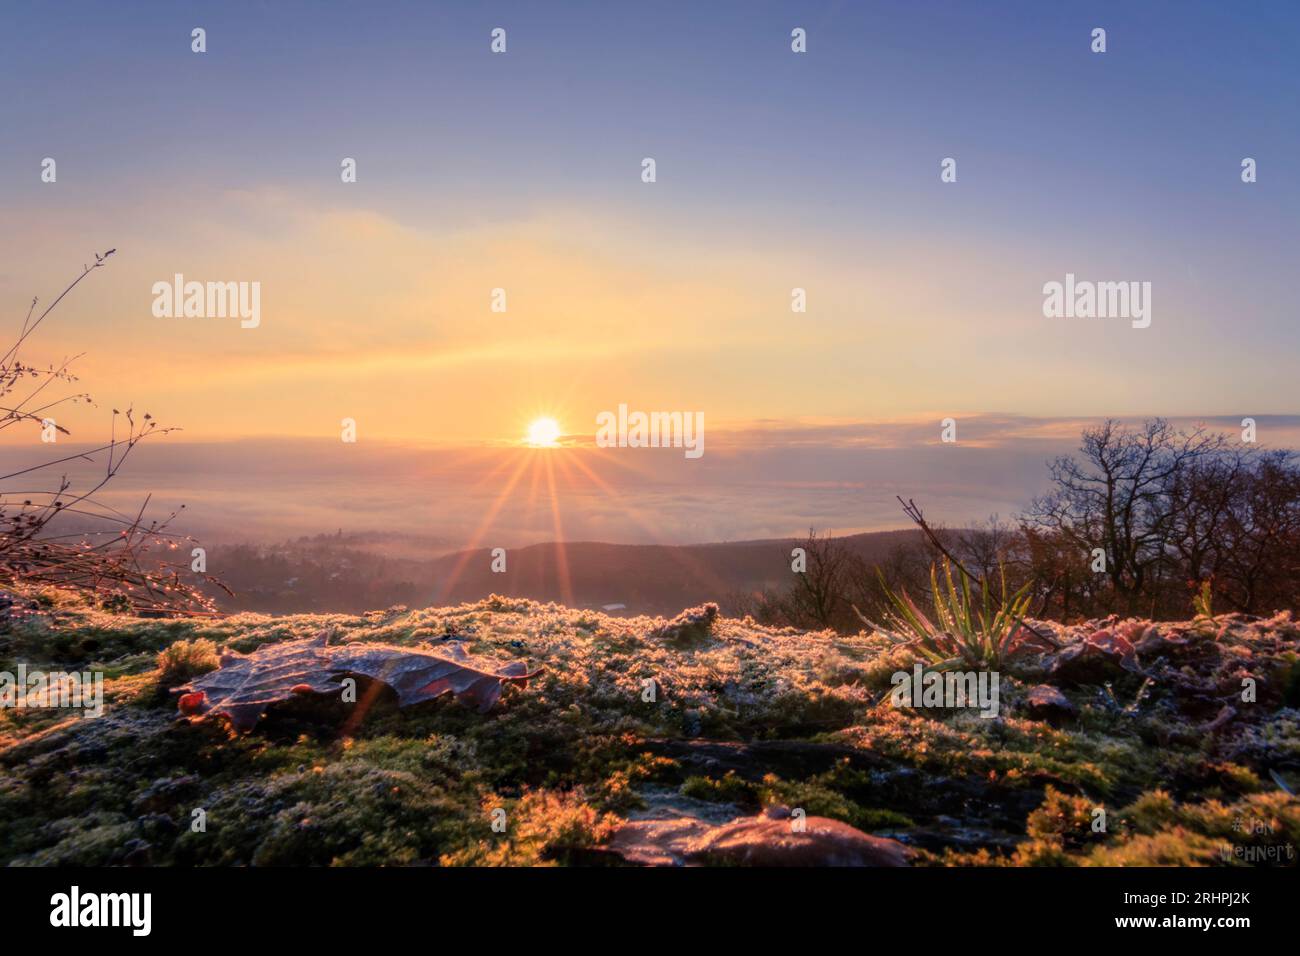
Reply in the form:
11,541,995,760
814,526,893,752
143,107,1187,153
1027,419,1224,614
1216,450,1300,613
786,527,852,629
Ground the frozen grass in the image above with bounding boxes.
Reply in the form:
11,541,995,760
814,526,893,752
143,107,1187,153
0,585,1297,866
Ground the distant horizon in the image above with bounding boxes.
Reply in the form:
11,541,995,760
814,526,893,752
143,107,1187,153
8,413,1295,550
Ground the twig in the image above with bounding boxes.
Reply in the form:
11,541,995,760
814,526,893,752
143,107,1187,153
0,251,225,615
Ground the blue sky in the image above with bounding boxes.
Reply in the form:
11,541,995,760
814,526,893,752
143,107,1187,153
5,1,1296,219
1,1,1297,541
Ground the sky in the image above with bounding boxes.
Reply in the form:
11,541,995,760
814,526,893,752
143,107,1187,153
1,1,1297,545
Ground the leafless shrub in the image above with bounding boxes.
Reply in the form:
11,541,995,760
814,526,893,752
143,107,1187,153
0,253,227,615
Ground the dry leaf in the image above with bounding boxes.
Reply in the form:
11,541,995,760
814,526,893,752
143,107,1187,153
176,631,541,731
328,641,541,714
175,632,339,732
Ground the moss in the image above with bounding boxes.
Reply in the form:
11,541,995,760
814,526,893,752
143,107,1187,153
439,789,619,866
588,751,676,814
761,772,914,830
1083,830,1230,866
682,771,761,807
1,584,1296,866
1023,786,1099,850
993,786,1300,867
11,816,138,867
147,733,496,866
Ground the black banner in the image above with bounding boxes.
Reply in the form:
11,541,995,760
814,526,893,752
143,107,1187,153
1,865,1280,943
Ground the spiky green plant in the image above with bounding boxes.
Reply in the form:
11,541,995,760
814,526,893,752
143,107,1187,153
1192,579,1215,621
857,559,1032,670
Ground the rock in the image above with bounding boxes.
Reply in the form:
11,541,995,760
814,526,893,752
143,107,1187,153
1084,628,1139,665
1048,643,1117,685
1025,684,1077,724
898,824,1024,854
1136,627,1205,662
638,737,887,781
684,815,911,867
609,810,911,867
1048,630,1139,686
608,816,714,866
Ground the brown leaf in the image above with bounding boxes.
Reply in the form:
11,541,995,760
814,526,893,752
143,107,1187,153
176,631,541,731
176,632,339,732
328,641,541,714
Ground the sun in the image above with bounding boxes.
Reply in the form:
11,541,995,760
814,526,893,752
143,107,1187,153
524,416,563,448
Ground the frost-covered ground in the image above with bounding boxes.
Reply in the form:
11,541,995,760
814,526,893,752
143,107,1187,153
1,587,1297,866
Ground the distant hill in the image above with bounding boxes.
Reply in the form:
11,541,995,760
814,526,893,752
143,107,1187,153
208,529,929,615
424,530,926,615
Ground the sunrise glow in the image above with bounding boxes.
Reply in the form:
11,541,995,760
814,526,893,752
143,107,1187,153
524,417,562,448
